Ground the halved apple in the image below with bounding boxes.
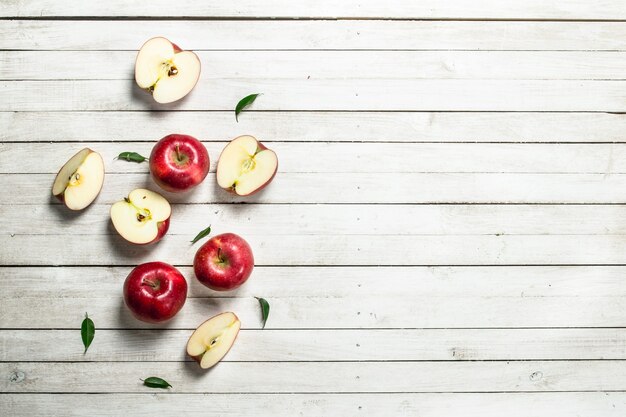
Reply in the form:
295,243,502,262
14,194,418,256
187,312,241,369
52,148,105,210
216,135,278,196
135,37,201,104
110,188,171,245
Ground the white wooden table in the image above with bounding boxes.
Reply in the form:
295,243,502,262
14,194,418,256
2,1,626,415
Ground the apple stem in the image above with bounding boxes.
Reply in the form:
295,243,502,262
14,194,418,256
141,278,160,290
217,248,225,263
175,145,183,162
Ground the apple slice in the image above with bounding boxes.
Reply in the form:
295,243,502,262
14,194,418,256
52,148,105,210
110,188,171,245
216,135,278,196
187,312,241,369
135,37,201,104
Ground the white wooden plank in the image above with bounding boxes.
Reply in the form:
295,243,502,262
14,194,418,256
5,204,626,237
3,234,626,266
3,111,625,143
3,21,626,51
5,142,626,174
2,293,623,329
4,51,626,80
2,393,625,417
5,79,626,111
3,329,625,362
3,361,626,393
2,266,623,299
4,172,626,205
5,0,626,20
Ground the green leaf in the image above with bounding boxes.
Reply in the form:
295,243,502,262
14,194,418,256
117,152,147,163
81,313,95,354
143,377,172,389
190,225,211,245
235,93,261,122
255,297,270,329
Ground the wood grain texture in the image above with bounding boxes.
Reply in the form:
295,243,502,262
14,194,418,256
4,111,626,143
2,1,625,412
6,233,626,266
5,142,626,174
5,79,626,111
4,0,626,19
2,266,623,299
4,51,626,81
3,361,626,393
3,21,626,51
5,172,626,205
2,393,625,417
5,204,626,236
3,328,626,361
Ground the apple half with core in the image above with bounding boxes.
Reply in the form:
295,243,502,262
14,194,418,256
111,188,171,245
194,233,254,291
124,262,188,323
150,134,210,192
52,148,105,211
135,37,201,104
187,312,240,369
216,135,278,196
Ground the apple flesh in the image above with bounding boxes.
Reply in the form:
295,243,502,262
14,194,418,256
135,37,201,104
124,262,188,323
187,312,240,369
52,148,105,210
194,233,254,291
150,134,210,192
216,135,278,196
110,188,171,245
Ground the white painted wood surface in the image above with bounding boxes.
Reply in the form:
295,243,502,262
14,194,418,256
1,2,626,415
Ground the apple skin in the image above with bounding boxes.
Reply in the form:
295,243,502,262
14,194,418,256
194,233,254,291
149,134,210,193
123,262,188,323
150,217,170,245
129,217,170,246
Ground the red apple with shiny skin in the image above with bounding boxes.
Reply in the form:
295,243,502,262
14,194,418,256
149,134,210,192
194,233,254,291
123,262,188,323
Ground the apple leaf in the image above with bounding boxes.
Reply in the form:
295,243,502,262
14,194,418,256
142,377,172,389
255,297,270,329
81,313,95,354
117,152,147,163
190,225,211,244
235,93,261,122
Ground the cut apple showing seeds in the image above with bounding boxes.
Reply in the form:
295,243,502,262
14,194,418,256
52,148,105,211
216,135,278,196
135,37,201,104
187,312,241,369
110,188,171,245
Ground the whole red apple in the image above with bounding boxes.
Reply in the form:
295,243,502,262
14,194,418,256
123,262,188,323
149,134,210,192
194,233,254,291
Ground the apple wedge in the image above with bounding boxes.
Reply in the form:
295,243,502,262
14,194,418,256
187,312,241,369
110,188,171,245
135,37,201,104
216,135,278,196
52,148,105,210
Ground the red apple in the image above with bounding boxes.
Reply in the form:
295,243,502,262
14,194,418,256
123,262,188,323
194,233,254,291
110,188,171,245
149,134,210,192
135,37,201,104
216,135,278,196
